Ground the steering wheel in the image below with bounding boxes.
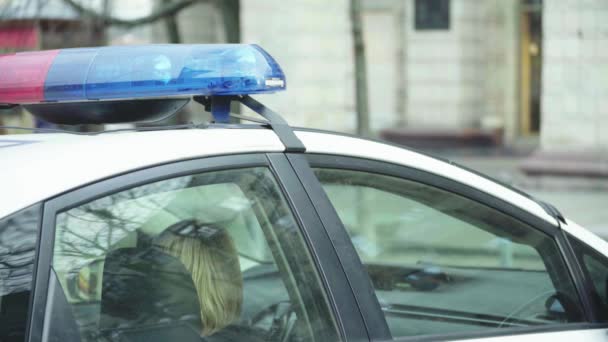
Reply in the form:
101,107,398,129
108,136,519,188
250,301,297,342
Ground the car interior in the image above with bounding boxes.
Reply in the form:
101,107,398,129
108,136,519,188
314,168,586,337
45,165,588,341
48,169,336,342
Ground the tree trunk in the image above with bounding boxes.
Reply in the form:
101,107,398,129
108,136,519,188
215,0,240,118
164,0,182,43
350,0,370,137
216,0,240,43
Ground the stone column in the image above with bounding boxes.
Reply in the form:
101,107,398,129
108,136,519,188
521,0,608,182
241,0,355,133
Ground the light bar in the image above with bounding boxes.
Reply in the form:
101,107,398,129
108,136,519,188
0,44,286,105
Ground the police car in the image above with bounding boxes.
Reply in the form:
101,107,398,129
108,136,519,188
1,45,607,342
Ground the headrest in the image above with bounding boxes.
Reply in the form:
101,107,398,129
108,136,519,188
99,246,202,334
158,219,224,241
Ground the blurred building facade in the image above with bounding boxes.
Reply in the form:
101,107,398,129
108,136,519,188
521,0,608,179
241,0,522,141
242,0,608,178
2,0,606,176
107,0,225,45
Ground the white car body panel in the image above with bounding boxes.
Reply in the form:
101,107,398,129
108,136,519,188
563,219,608,256
1,128,607,258
297,131,608,257
0,129,284,219
296,131,557,225
465,327,608,342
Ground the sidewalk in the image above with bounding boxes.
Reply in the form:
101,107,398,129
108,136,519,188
436,153,608,240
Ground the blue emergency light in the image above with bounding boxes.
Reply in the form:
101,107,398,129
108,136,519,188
0,44,286,124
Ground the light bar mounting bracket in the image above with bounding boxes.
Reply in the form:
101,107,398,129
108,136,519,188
194,95,306,153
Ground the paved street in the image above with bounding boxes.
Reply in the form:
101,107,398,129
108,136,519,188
445,155,608,239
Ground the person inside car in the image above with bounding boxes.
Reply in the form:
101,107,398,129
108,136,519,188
158,220,272,342
100,220,266,342
155,220,244,338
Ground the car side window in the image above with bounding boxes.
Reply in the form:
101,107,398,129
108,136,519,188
50,167,338,342
567,235,608,320
0,205,40,342
313,168,584,338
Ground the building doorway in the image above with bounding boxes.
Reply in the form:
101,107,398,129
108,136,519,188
519,0,542,136
363,9,401,134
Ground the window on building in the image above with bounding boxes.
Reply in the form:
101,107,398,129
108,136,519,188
314,168,584,338
415,0,450,30
51,167,338,342
0,205,40,342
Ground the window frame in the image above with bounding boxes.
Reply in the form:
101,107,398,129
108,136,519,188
0,204,43,342
30,153,367,342
302,153,603,341
564,232,608,322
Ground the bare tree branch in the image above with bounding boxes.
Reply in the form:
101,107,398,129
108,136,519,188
61,0,202,28
61,241,100,258
62,226,107,251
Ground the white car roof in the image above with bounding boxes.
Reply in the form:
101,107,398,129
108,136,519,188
298,130,608,254
0,128,554,225
0,129,284,218
4,127,608,255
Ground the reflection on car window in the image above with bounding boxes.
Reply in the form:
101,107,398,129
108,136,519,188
314,168,584,338
0,205,40,342
52,167,338,342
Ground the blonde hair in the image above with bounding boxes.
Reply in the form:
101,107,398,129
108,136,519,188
156,229,243,336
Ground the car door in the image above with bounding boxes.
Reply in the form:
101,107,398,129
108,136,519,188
28,153,367,342
0,205,41,342
288,152,608,342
